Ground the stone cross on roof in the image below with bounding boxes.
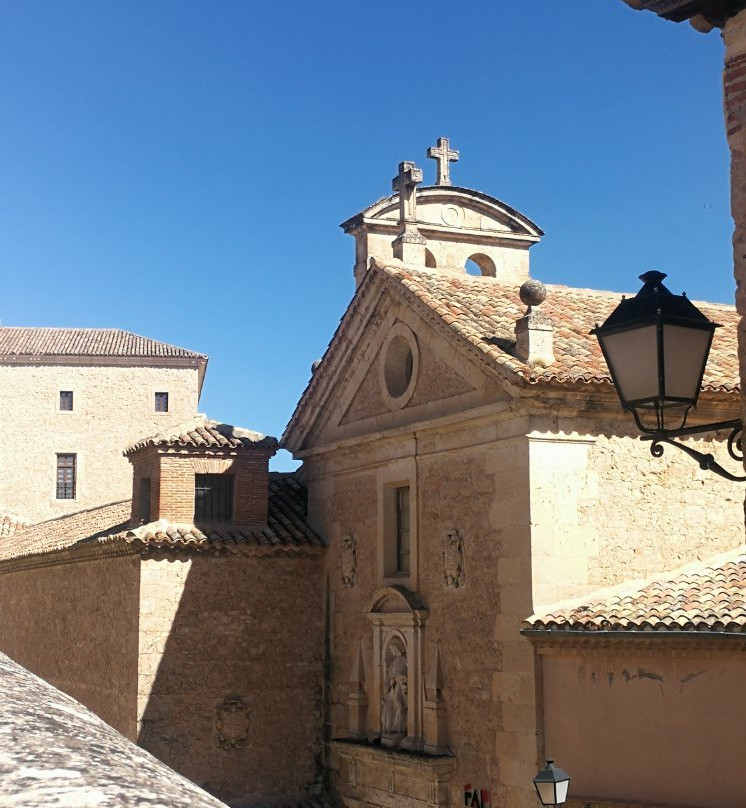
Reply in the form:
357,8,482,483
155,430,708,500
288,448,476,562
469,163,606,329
427,137,459,186
392,161,423,224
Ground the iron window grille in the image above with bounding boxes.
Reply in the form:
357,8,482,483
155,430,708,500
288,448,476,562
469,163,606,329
154,392,169,413
194,474,234,522
56,454,76,499
59,391,73,411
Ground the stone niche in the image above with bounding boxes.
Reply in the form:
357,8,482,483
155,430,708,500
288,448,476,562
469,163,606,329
365,586,428,750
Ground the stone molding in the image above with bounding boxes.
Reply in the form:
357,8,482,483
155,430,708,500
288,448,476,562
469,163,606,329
524,632,746,655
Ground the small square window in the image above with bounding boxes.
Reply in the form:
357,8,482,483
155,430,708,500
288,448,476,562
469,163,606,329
59,391,73,411
56,454,76,500
154,392,169,413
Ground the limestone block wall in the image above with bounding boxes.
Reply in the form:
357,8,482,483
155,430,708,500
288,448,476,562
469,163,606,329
539,645,746,808
308,419,540,808
528,421,744,610
0,363,200,524
0,554,141,738
137,553,325,806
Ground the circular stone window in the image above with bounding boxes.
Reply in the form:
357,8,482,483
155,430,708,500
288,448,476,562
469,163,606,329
380,323,419,409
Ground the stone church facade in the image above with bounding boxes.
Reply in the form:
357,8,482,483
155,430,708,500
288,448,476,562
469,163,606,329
0,139,743,808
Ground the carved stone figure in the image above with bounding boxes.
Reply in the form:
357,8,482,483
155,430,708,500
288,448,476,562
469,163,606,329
443,529,465,588
215,697,250,749
341,532,357,588
381,640,408,735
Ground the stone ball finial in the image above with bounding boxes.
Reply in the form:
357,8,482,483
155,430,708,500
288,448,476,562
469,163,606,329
519,278,546,309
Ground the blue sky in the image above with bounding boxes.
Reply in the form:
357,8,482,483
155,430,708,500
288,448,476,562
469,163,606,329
0,1,732,468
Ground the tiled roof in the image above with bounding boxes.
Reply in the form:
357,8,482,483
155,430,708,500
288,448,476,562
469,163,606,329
0,501,133,563
0,327,206,360
109,472,323,555
525,548,746,634
125,415,278,455
0,474,322,564
0,653,228,808
376,263,739,392
0,515,27,539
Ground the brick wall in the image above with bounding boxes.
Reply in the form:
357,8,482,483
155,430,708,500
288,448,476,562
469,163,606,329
130,448,273,525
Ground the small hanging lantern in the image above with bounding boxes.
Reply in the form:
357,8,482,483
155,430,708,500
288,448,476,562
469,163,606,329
591,271,719,434
532,759,571,806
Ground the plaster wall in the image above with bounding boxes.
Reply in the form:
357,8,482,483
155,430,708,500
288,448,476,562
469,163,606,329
528,423,744,611
540,646,746,808
0,554,140,738
137,554,324,806
0,363,200,523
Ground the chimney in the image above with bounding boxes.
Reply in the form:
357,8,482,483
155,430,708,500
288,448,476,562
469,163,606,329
513,279,555,368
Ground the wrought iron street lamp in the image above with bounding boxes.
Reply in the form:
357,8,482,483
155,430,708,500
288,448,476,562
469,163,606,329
592,271,745,481
532,759,570,806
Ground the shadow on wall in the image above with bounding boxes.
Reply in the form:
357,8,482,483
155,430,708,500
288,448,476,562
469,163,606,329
137,553,325,807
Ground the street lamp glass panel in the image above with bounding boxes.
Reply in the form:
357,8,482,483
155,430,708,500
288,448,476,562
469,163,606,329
599,324,658,405
554,779,570,804
534,781,558,805
662,323,713,401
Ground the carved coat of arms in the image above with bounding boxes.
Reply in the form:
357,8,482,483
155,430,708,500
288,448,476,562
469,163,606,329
215,697,250,749
341,532,357,588
442,529,465,588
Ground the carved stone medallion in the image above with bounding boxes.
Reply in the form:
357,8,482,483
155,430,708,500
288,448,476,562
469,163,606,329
341,532,357,588
442,529,465,588
215,697,250,749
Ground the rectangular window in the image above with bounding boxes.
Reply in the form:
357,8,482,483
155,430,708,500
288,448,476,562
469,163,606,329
138,477,151,522
194,474,234,522
56,454,76,499
395,486,410,574
59,391,73,411
154,392,169,412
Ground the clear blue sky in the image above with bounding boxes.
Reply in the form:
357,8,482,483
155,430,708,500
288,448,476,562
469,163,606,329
0,1,732,469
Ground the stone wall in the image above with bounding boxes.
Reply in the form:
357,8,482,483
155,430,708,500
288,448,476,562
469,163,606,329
539,643,746,808
0,362,200,524
528,420,744,610
309,414,540,808
308,406,745,808
137,553,325,806
0,553,141,738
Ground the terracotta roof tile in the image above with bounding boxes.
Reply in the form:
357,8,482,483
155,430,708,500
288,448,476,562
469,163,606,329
375,263,738,392
0,515,28,538
112,473,323,554
0,474,322,563
0,327,206,360
125,415,278,454
525,548,746,634
0,501,132,562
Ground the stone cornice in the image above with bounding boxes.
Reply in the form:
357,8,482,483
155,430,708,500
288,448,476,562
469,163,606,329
523,630,746,655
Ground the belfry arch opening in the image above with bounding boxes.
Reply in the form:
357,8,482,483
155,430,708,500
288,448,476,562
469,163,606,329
425,249,437,269
465,253,496,278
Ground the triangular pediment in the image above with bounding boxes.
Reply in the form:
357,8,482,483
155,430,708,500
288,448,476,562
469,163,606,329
283,272,514,454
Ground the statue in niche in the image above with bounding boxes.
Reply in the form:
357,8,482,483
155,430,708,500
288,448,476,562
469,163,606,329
341,532,357,588
443,529,465,588
381,639,408,736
